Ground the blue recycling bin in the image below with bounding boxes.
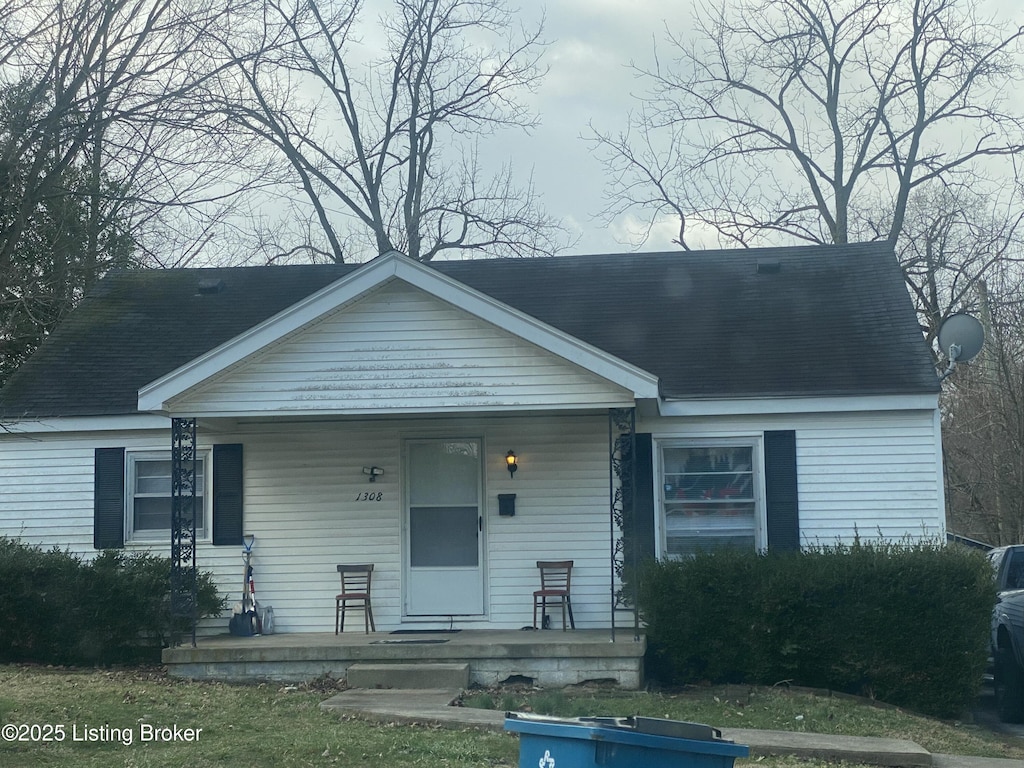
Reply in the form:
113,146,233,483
504,713,749,768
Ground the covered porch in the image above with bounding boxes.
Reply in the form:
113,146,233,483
136,253,656,645
162,628,646,689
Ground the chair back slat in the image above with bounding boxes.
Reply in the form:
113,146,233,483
537,560,572,592
338,563,373,595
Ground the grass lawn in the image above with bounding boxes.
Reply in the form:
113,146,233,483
0,665,1021,767
0,666,513,767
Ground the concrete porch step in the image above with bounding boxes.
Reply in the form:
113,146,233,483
347,662,470,689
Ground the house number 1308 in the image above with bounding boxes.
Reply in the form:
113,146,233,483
355,492,383,501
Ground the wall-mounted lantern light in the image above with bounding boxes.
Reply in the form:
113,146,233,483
362,466,384,482
505,450,518,478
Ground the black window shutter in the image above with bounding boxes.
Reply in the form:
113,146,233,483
94,447,125,549
213,443,244,546
764,430,800,552
623,433,656,564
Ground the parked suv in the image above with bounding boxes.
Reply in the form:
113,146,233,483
990,545,1024,722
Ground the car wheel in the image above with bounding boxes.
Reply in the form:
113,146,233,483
995,646,1024,723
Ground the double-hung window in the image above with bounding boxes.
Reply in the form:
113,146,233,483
660,441,762,557
126,452,207,542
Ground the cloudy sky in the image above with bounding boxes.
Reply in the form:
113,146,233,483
479,0,696,256
344,0,1020,260
461,0,1020,257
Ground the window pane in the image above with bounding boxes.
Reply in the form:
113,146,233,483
131,457,204,536
135,459,205,496
135,460,172,495
134,497,172,531
409,506,478,567
662,446,756,557
663,501,761,557
133,497,203,533
663,446,753,501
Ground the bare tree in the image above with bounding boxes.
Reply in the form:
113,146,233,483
943,267,1024,545
592,0,1024,256
0,0,290,382
892,184,1024,346
205,0,565,263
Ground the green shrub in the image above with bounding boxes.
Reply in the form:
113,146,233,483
79,550,225,662
0,537,225,665
0,537,83,663
638,541,995,718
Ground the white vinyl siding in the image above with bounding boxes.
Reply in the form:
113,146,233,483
641,406,945,548
234,414,613,633
0,413,616,634
169,281,634,415
0,401,943,635
795,414,944,545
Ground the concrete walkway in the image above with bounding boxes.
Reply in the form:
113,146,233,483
320,688,1024,768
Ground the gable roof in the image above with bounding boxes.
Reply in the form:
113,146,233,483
137,252,659,414
0,242,939,419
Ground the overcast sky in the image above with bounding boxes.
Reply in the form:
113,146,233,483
483,0,696,256
349,0,1020,260
462,0,1020,257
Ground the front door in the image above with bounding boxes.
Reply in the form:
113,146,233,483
404,438,485,616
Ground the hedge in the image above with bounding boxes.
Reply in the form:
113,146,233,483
0,537,225,665
638,541,995,718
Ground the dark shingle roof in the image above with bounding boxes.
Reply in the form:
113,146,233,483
0,243,939,419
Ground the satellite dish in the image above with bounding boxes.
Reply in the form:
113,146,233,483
938,313,984,363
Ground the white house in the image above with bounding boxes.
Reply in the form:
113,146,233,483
0,244,944,636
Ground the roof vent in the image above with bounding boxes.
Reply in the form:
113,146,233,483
756,259,781,274
197,278,226,295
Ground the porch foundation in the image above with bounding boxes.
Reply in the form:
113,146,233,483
162,629,645,689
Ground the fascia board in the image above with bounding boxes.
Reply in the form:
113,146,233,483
0,414,171,434
657,393,939,417
139,252,659,413
160,399,638,420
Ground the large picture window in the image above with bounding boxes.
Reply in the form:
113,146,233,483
660,442,761,557
127,452,207,542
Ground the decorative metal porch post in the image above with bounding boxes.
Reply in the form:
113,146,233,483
170,417,198,647
608,407,639,641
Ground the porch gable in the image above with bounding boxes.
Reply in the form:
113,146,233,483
140,253,655,416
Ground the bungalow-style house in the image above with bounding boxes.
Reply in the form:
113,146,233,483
0,243,943,642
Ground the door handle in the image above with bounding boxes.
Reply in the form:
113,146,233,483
479,516,483,532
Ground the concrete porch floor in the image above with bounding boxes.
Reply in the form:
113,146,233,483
162,629,646,689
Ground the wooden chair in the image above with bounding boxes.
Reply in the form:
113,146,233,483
335,564,375,633
533,560,575,630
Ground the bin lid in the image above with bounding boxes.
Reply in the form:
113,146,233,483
505,712,735,744
580,716,722,742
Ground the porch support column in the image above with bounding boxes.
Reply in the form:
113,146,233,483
609,407,639,641
170,417,198,647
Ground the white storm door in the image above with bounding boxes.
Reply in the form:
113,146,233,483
404,439,485,616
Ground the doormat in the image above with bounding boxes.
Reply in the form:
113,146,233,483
371,638,449,645
389,629,462,634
